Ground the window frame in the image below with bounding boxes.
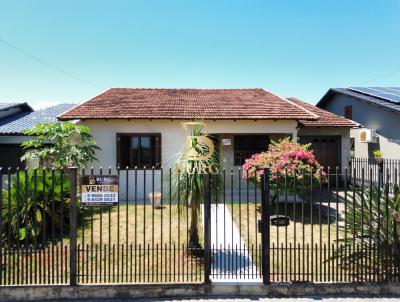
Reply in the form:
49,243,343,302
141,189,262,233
344,105,353,120
116,133,162,169
233,134,270,166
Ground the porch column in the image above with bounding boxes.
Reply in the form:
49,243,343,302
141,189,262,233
292,130,298,141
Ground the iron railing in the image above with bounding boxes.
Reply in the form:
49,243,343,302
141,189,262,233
350,157,400,193
0,164,399,285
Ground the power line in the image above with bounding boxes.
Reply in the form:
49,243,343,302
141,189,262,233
359,67,400,85
0,37,102,88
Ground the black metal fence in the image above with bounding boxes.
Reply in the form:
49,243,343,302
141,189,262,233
76,167,203,284
0,164,399,286
265,166,399,283
351,158,400,193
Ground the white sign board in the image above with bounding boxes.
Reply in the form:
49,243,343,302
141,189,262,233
81,175,119,206
222,138,232,146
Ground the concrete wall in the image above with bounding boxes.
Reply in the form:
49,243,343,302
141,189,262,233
321,94,400,158
80,119,298,201
1,283,400,301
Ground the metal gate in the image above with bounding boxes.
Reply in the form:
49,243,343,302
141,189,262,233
204,171,269,283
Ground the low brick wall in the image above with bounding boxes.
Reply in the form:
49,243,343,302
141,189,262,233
0,283,400,301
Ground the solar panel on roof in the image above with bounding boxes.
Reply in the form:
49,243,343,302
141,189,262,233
348,87,400,104
370,87,400,94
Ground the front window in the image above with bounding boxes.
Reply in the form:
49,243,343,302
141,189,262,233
117,134,161,168
234,135,269,165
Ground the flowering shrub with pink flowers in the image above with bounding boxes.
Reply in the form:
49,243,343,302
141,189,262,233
242,138,326,197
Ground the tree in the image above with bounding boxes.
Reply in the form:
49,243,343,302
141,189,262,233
172,123,222,253
2,169,70,245
241,137,325,202
21,122,100,169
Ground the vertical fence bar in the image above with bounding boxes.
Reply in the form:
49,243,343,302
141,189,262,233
261,168,270,284
69,167,78,286
0,168,2,286
203,174,211,284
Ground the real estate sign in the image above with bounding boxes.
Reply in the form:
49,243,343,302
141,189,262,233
81,175,119,206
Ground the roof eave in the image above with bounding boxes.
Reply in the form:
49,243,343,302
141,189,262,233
315,89,338,108
317,88,400,115
58,116,317,121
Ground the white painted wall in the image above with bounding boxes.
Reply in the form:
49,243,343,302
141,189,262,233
81,119,298,170
80,119,298,201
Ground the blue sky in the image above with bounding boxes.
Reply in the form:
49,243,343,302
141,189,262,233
0,0,399,109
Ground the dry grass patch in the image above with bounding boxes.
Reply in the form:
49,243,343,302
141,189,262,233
230,202,340,249
77,204,204,247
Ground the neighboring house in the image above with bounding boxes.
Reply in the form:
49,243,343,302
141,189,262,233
59,88,355,200
0,102,33,120
0,103,76,170
317,87,400,159
288,98,356,172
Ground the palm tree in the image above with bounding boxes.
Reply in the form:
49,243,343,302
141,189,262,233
335,181,400,279
171,124,222,253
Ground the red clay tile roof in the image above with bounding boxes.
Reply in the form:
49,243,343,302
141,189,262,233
288,97,357,127
59,88,319,121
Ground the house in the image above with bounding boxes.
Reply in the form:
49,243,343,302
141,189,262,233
317,87,400,159
0,103,76,170
59,88,355,200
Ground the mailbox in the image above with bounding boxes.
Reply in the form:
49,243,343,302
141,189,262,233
270,215,290,227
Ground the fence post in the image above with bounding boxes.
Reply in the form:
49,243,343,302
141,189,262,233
69,166,78,286
261,168,270,284
203,174,211,284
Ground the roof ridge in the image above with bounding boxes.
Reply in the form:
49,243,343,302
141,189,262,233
108,87,265,91
289,97,350,118
269,92,320,120
288,97,357,127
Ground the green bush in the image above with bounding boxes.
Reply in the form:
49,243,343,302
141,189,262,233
1,169,70,246
335,183,400,279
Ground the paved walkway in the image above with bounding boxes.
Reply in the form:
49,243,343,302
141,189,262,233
207,204,260,282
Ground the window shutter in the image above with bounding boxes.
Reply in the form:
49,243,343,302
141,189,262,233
344,105,353,120
155,134,161,168
116,135,121,168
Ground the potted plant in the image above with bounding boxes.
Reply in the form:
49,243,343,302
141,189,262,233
148,192,162,209
373,150,383,164
242,138,326,203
